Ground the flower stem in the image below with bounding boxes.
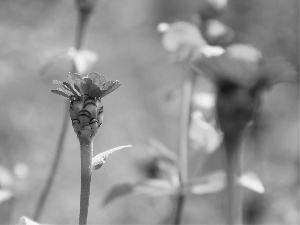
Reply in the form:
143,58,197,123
174,191,185,225
79,138,93,225
224,136,242,225
174,72,195,225
33,4,93,221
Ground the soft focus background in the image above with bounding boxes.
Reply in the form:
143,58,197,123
0,0,299,224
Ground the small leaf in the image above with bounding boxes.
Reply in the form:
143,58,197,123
103,179,176,207
238,172,265,194
188,170,226,195
134,179,176,196
102,183,134,207
16,216,40,225
0,189,13,205
92,145,132,170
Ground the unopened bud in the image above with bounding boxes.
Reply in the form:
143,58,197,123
51,72,120,140
202,20,235,47
75,0,97,15
198,0,228,20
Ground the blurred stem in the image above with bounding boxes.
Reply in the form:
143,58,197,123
224,136,242,225
174,71,195,225
33,102,69,221
79,138,93,225
33,6,93,222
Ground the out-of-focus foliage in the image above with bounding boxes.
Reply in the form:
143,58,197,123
0,0,298,224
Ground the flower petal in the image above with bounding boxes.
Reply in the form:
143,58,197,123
63,82,80,97
87,72,106,88
101,80,121,98
68,73,83,93
80,78,93,95
51,89,71,98
88,83,102,98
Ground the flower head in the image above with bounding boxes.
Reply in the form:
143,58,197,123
193,44,296,90
51,72,120,140
157,21,208,62
192,44,297,137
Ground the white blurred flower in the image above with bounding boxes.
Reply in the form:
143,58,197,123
67,48,98,74
157,21,208,62
189,111,223,153
226,44,263,64
192,92,216,109
207,0,228,10
238,171,265,194
13,163,29,179
200,45,225,57
206,20,227,38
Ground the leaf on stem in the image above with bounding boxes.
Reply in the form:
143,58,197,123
92,145,132,170
188,170,226,195
238,171,265,194
102,179,176,207
102,183,134,207
16,217,40,225
134,179,176,197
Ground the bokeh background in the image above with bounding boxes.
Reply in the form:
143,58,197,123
0,0,299,224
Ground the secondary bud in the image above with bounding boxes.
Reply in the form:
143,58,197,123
198,0,228,20
75,0,97,15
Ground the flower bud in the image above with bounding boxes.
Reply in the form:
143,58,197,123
75,0,97,15
201,20,235,47
70,95,103,139
198,0,228,20
51,72,120,140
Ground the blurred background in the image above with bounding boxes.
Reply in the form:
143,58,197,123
0,0,298,224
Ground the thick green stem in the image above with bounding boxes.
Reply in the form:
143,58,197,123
79,139,93,225
174,72,195,225
224,136,242,225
